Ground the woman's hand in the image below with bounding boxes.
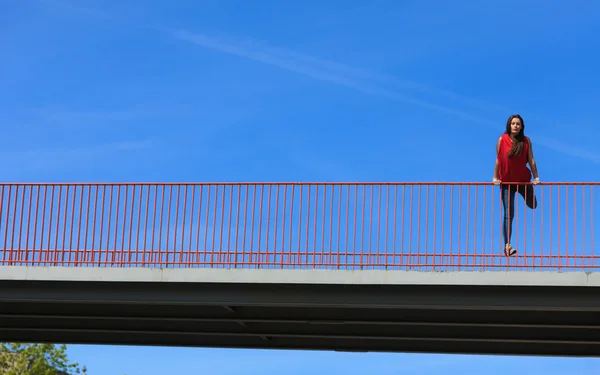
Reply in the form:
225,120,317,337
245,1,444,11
493,178,501,185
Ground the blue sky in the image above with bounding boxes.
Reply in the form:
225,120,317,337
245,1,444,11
3,0,600,373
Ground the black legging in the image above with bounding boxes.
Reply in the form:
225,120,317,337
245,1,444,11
501,184,538,245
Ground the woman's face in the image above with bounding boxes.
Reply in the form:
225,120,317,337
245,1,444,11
509,117,522,136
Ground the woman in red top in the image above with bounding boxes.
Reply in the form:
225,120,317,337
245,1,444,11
493,114,540,256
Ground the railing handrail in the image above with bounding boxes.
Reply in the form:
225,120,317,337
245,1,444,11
0,181,598,186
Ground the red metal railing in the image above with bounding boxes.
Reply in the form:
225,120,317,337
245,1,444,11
0,182,597,271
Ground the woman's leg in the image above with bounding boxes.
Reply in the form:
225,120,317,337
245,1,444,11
501,184,517,255
517,184,538,209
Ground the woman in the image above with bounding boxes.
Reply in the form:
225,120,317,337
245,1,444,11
493,114,540,256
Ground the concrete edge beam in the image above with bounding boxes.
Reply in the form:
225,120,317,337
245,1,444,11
0,266,598,287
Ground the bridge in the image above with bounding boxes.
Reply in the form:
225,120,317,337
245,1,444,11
0,182,599,357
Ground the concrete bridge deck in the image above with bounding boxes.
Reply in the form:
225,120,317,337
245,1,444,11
1,266,600,357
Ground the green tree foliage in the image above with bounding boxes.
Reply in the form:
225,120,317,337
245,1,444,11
0,343,85,375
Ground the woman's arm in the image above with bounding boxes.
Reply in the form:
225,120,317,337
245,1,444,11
493,137,501,183
526,137,540,181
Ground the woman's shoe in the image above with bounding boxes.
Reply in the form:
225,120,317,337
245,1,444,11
504,243,517,256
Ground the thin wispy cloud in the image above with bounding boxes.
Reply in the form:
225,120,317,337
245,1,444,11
534,136,600,164
20,106,204,129
227,36,509,113
170,30,600,165
38,0,128,26
29,108,153,124
0,140,153,173
38,0,499,127
171,30,497,127
1,140,153,158
7,3,517,117
31,0,600,165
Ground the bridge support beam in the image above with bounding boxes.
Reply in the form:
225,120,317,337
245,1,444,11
1,267,600,357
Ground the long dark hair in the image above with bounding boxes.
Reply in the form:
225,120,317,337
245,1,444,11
505,114,526,158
